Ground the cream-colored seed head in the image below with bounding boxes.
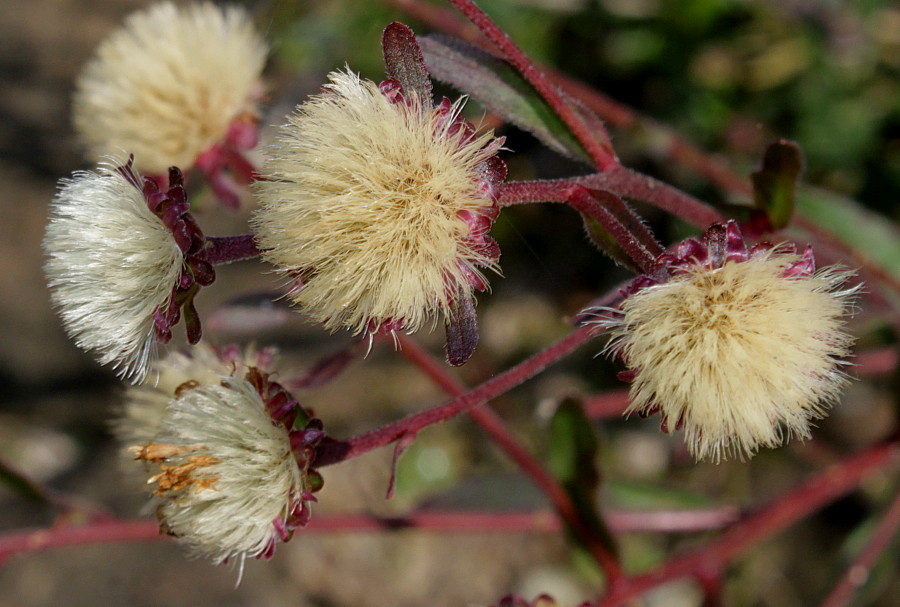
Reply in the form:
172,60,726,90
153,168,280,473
145,377,302,563
602,253,856,462
43,163,183,380
252,70,501,335
114,344,272,447
73,2,267,174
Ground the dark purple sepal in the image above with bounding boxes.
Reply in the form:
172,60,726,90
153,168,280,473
704,223,728,268
188,258,215,287
724,221,748,263
476,155,508,190
382,22,433,105
445,293,479,366
182,296,202,345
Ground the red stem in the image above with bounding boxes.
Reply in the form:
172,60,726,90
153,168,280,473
385,0,898,293
0,507,742,565
819,488,900,607
315,325,596,466
499,170,723,229
581,389,631,420
0,520,167,566
855,347,898,378
205,234,261,265
446,0,616,170
598,441,899,606
566,186,660,274
396,334,622,580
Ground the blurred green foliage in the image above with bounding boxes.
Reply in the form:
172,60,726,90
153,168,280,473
265,0,899,220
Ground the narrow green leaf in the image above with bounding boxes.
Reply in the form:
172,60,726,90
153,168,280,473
751,139,804,230
419,35,591,163
0,459,48,504
548,398,618,558
581,213,643,273
793,186,900,283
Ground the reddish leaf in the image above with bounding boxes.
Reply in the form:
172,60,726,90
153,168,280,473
382,22,433,104
445,294,479,366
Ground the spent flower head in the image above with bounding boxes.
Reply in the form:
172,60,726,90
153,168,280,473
252,69,506,338
114,343,276,447
590,221,858,462
43,158,214,380
131,369,324,564
73,2,267,177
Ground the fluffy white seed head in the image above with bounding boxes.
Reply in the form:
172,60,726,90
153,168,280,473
138,377,303,563
599,253,857,462
252,70,501,335
114,344,274,447
73,2,267,174
43,162,183,380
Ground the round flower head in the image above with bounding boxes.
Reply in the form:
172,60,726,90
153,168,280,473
131,371,324,563
45,158,215,380
73,2,267,175
252,69,506,337
592,221,858,462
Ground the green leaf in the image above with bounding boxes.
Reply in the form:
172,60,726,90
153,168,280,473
548,398,618,558
751,139,804,230
606,480,715,509
581,213,643,273
419,35,591,163
0,459,48,504
793,186,900,283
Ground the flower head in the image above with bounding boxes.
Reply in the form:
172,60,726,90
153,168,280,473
44,159,214,380
114,343,276,447
73,2,267,175
252,69,506,337
592,221,858,462
131,370,323,563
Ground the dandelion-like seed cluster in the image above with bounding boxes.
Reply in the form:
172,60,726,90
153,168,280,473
43,162,184,380
73,2,267,174
595,223,857,462
132,375,310,563
252,70,505,336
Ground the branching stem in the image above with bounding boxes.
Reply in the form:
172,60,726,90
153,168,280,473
446,0,616,170
396,334,622,580
315,325,596,466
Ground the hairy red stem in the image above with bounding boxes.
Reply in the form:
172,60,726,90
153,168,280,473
598,441,898,606
499,171,723,229
205,234,261,265
315,325,596,466
819,488,900,607
446,0,616,170
396,334,622,580
565,185,660,274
